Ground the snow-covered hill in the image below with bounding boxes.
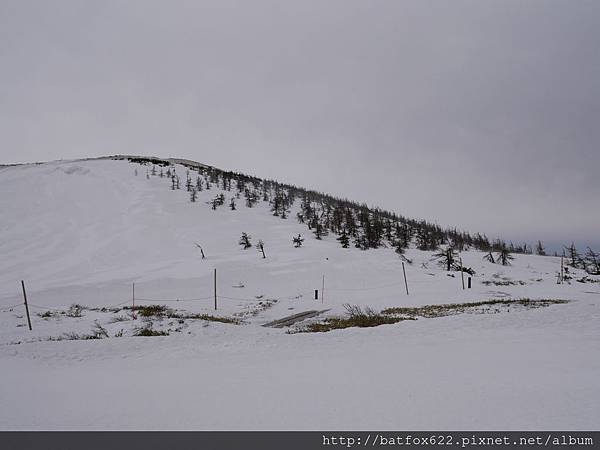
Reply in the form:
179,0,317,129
0,157,598,430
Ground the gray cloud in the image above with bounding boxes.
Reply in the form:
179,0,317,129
1,0,599,250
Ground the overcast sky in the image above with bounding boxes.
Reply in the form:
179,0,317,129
1,0,598,251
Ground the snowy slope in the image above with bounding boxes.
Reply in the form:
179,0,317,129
0,157,598,430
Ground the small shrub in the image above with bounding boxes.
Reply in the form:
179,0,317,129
481,280,526,286
66,304,84,318
109,315,129,323
382,298,568,318
60,331,101,341
576,276,600,284
297,304,412,333
61,332,83,340
92,321,109,339
134,326,169,337
168,312,240,324
123,304,170,317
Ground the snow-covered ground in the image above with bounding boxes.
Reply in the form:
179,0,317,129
0,158,598,429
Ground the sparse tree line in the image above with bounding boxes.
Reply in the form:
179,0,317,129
238,233,266,259
562,242,600,275
124,157,597,271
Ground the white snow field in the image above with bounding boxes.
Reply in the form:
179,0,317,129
0,158,598,430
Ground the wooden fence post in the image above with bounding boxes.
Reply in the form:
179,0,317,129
132,283,136,320
402,262,409,295
214,268,217,311
21,280,32,331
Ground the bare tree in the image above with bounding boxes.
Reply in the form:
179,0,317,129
433,246,457,271
194,243,206,259
497,248,514,266
585,247,600,275
256,240,266,258
483,251,496,264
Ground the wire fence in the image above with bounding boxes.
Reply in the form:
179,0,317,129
0,293,282,312
0,270,477,313
0,303,22,312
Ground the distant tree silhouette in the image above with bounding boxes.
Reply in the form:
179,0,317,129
336,228,350,248
564,242,581,268
293,234,304,248
535,240,546,256
497,247,514,266
128,156,545,257
239,233,252,249
585,247,600,275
